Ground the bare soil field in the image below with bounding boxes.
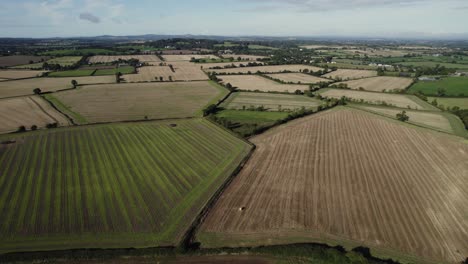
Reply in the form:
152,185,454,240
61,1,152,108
221,92,322,111
219,75,308,93
0,55,50,67
333,76,414,92
198,108,468,264
265,73,331,84
0,76,115,98
0,96,70,133
221,54,268,61
319,88,434,110
50,81,227,123
123,63,208,82
208,65,323,74
322,69,377,80
88,55,161,65
200,61,265,70
0,70,47,80
162,54,220,62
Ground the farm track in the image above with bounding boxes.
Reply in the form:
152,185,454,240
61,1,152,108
198,108,468,263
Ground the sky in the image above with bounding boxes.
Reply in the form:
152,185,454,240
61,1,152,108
1,0,468,39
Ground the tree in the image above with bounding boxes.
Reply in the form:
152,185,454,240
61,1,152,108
169,76,173,81
17,126,26,132
437,87,446,97
431,99,438,106
396,111,409,122
203,104,218,116
159,76,164,81
31,125,38,131
115,72,122,83
71,80,78,88
33,88,41,95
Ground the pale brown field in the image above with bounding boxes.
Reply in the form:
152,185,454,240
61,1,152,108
0,96,70,133
51,81,227,123
219,75,308,93
123,63,208,82
162,54,220,62
221,92,322,111
88,55,161,65
207,65,323,74
355,105,454,132
333,76,413,92
200,61,265,70
322,69,377,80
0,76,115,98
265,73,331,84
0,70,47,80
221,54,268,61
198,108,468,264
319,89,432,110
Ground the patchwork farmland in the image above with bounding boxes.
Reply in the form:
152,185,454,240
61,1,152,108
0,119,252,253
221,92,322,111
219,75,308,93
220,54,267,61
332,76,414,92
0,76,115,98
319,88,435,110
198,108,468,263
322,69,377,80
13,56,82,69
0,55,51,67
264,73,330,84
47,81,227,123
0,96,71,134
200,61,265,69
207,65,323,74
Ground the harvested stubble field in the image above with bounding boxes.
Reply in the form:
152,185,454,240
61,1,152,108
319,88,434,110
88,55,161,65
207,65,323,74
13,56,83,69
221,92,322,111
0,55,50,67
429,97,468,110
333,76,413,92
0,76,115,98
198,108,468,264
219,75,308,93
162,54,220,62
264,73,330,84
200,61,265,70
0,70,46,80
49,81,227,123
123,63,208,82
352,105,466,136
322,69,377,80
0,96,70,134
0,119,252,253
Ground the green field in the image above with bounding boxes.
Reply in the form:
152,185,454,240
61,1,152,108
0,119,251,253
408,77,468,96
399,61,468,70
40,49,116,56
215,110,289,137
214,42,240,48
94,66,135,76
221,92,323,111
48,69,95,77
428,97,468,109
248,45,278,50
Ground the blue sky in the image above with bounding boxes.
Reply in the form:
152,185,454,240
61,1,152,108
1,0,468,38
